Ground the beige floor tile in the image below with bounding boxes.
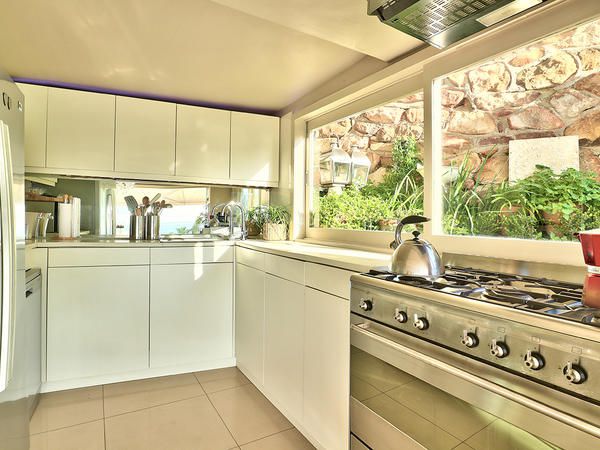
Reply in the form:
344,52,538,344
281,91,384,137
453,444,475,450
465,419,559,450
103,373,204,417
209,384,292,445
363,394,460,450
194,366,242,383
29,386,104,434
241,429,314,450
29,420,105,450
386,380,496,441
195,367,250,394
105,396,236,450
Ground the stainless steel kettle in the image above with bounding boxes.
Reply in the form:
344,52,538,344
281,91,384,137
390,215,443,278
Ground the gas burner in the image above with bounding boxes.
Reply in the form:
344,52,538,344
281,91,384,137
365,265,599,327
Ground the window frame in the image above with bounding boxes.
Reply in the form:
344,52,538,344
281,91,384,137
298,0,599,266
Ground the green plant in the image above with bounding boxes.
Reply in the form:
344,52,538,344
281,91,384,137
264,205,291,226
319,185,393,230
501,210,542,240
247,206,269,230
515,166,600,219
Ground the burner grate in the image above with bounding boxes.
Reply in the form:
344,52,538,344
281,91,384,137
364,265,598,327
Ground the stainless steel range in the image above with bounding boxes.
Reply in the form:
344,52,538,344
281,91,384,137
350,255,600,450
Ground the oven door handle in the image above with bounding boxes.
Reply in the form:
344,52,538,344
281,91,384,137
351,323,600,439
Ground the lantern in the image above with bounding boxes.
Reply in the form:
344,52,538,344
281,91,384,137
350,146,371,186
319,140,352,187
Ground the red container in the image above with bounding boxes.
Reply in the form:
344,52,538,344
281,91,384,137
584,274,600,309
577,230,600,266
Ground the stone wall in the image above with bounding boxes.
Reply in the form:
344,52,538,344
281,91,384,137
312,18,600,187
442,18,600,183
312,93,424,186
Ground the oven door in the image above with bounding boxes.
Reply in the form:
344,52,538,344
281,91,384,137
350,316,600,450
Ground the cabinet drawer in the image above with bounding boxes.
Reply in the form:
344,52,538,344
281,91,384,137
48,248,149,267
264,253,304,285
236,246,265,271
305,262,354,299
150,246,233,265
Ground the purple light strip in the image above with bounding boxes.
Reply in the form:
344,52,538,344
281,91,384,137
13,77,279,116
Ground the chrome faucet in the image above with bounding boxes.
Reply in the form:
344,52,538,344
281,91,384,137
223,201,248,240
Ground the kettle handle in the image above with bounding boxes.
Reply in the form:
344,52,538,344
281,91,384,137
391,215,430,249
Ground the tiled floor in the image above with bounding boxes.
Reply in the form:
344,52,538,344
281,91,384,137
29,367,315,450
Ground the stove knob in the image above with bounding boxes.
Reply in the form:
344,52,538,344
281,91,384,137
359,298,373,311
413,315,429,331
394,309,408,323
461,330,479,348
490,339,509,358
524,350,545,370
563,362,586,384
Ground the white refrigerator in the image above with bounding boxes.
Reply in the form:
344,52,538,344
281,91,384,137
0,71,32,450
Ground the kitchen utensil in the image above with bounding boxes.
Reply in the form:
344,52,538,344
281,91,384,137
390,215,443,278
125,195,138,214
129,216,145,240
149,193,161,205
145,215,160,240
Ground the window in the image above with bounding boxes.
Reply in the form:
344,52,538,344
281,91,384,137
308,91,425,232
436,17,600,242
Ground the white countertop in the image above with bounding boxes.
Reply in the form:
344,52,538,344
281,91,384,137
26,236,391,273
238,240,391,273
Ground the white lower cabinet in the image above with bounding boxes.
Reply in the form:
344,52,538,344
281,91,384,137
235,263,265,385
303,287,350,450
46,266,149,382
264,274,304,421
150,263,233,368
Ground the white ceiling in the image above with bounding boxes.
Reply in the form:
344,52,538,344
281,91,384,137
0,1,422,113
212,0,423,62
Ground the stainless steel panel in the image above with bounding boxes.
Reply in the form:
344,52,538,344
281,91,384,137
351,281,600,401
351,324,600,450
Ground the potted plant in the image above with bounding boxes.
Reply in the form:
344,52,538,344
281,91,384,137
262,205,291,241
247,206,268,237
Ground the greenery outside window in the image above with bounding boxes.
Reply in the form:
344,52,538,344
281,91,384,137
308,91,425,233
436,17,600,242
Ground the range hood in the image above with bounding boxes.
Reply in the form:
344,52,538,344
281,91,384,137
368,0,548,48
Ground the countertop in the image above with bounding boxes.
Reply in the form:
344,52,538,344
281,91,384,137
26,236,391,273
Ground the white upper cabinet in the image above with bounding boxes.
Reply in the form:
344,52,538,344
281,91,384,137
115,96,176,176
46,88,115,172
230,112,279,184
17,83,47,168
176,105,230,180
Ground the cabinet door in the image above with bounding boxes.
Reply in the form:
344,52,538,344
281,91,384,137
176,105,230,180
46,88,115,171
230,112,279,184
150,263,233,368
235,263,264,385
304,287,350,450
264,274,304,421
47,266,149,382
17,83,47,167
115,96,176,175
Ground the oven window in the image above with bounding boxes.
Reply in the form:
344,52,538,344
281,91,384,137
436,17,600,242
351,346,561,449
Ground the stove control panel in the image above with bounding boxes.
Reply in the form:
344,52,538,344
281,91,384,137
350,281,600,401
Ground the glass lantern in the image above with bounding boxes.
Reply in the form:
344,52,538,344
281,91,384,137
319,140,352,187
350,146,371,187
